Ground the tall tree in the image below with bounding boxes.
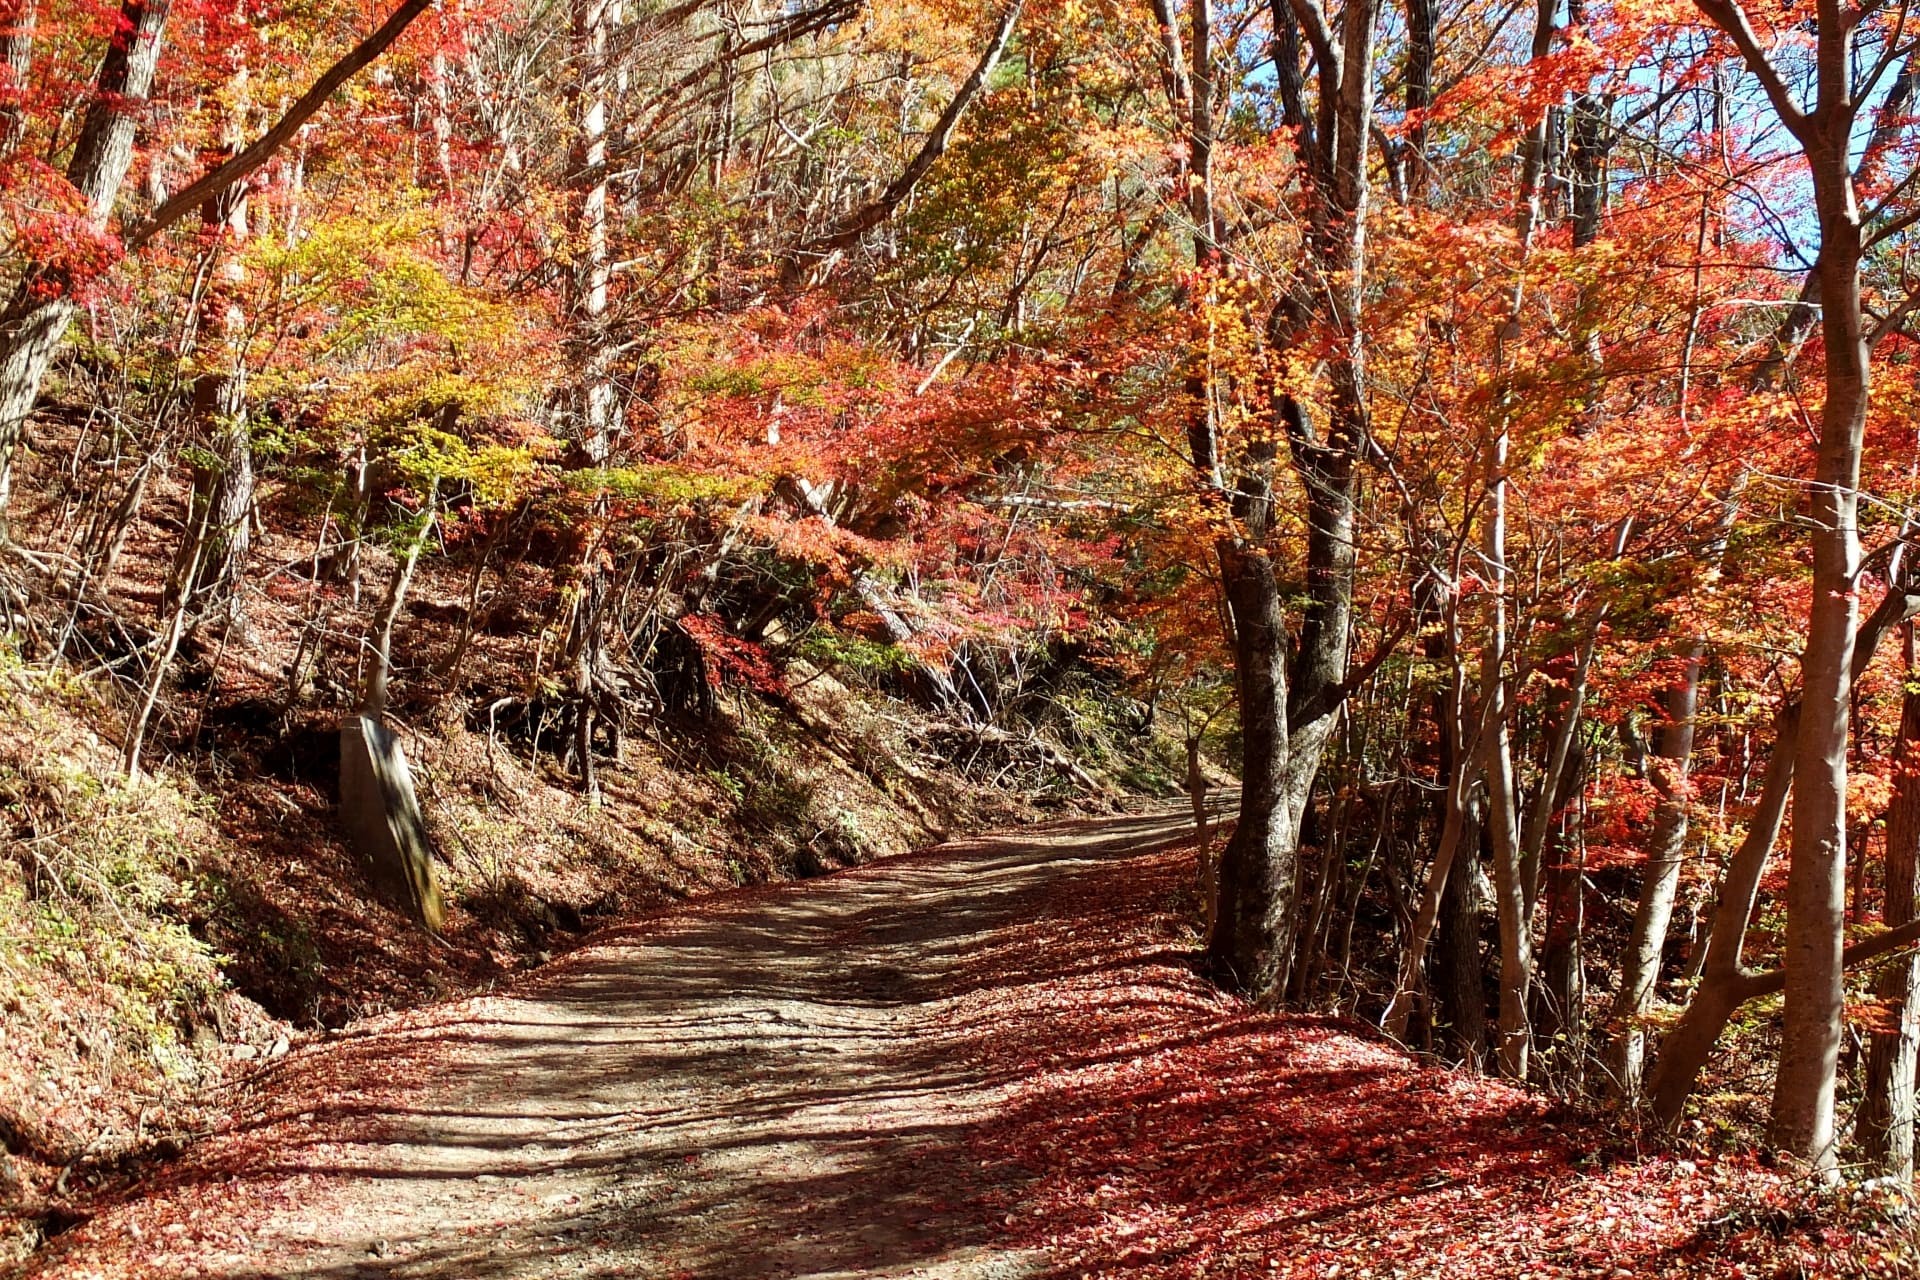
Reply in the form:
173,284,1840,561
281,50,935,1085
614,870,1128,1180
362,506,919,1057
1690,0,1879,1168
0,0,169,526
1202,0,1380,1004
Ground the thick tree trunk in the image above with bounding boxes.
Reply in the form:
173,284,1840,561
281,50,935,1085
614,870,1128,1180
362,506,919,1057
1270,0,1375,962
1205,538,1297,1000
1770,149,1867,1173
1861,628,1920,1176
0,0,33,152
1435,808,1488,1070
1196,0,1377,1005
0,0,170,524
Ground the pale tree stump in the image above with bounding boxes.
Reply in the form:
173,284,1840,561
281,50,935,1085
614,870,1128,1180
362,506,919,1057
339,715,444,931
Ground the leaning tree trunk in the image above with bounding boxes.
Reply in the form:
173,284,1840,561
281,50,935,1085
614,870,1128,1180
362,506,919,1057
0,0,170,526
1646,704,1798,1128
338,481,443,931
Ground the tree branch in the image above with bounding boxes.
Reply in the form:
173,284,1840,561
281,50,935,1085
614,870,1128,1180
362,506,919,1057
1691,0,1810,138
785,0,1025,276
1734,918,1920,1001
122,0,436,253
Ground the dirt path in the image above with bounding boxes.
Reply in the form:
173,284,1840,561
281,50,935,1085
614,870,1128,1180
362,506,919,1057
24,809,1860,1280
35,810,1196,1280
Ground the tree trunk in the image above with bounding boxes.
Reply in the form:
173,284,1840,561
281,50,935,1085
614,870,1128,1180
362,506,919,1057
568,0,616,462
1196,0,1378,1005
0,0,34,153
1535,764,1588,1093
123,494,213,778
1436,806,1488,1070
1271,0,1376,966
1382,581,1470,1038
1206,534,1297,1000
1475,0,1557,1084
1646,704,1798,1127
0,0,170,525
1861,626,1920,1176
1481,423,1530,1079
788,0,1027,275
357,481,437,718
172,32,257,629
1520,633,1596,915
1770,144,1867,1173
1607,645,1704,1099
1401,0,1433,203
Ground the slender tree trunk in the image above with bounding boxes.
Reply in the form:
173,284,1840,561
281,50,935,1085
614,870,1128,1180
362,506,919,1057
1861,626,1920,1176
1190,728,1218,936
1382,584,1470,1037
1535,748,1588,1092
0,0,170,525
1475,0,1556,1082
124,494,214,777
1607,647,1704,1099
1520,636,1595,915
358,482,438,717
788,0,1026,274
1479,418,1529,1077
569,0,616,461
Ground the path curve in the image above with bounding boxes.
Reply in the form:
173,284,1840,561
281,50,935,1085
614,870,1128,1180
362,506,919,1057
37,809,1195,1280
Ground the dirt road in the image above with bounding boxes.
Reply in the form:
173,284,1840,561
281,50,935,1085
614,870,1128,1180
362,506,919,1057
35,810,1196,1280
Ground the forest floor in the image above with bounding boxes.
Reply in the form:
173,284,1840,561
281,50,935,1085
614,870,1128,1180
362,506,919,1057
15,810,1913,1280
